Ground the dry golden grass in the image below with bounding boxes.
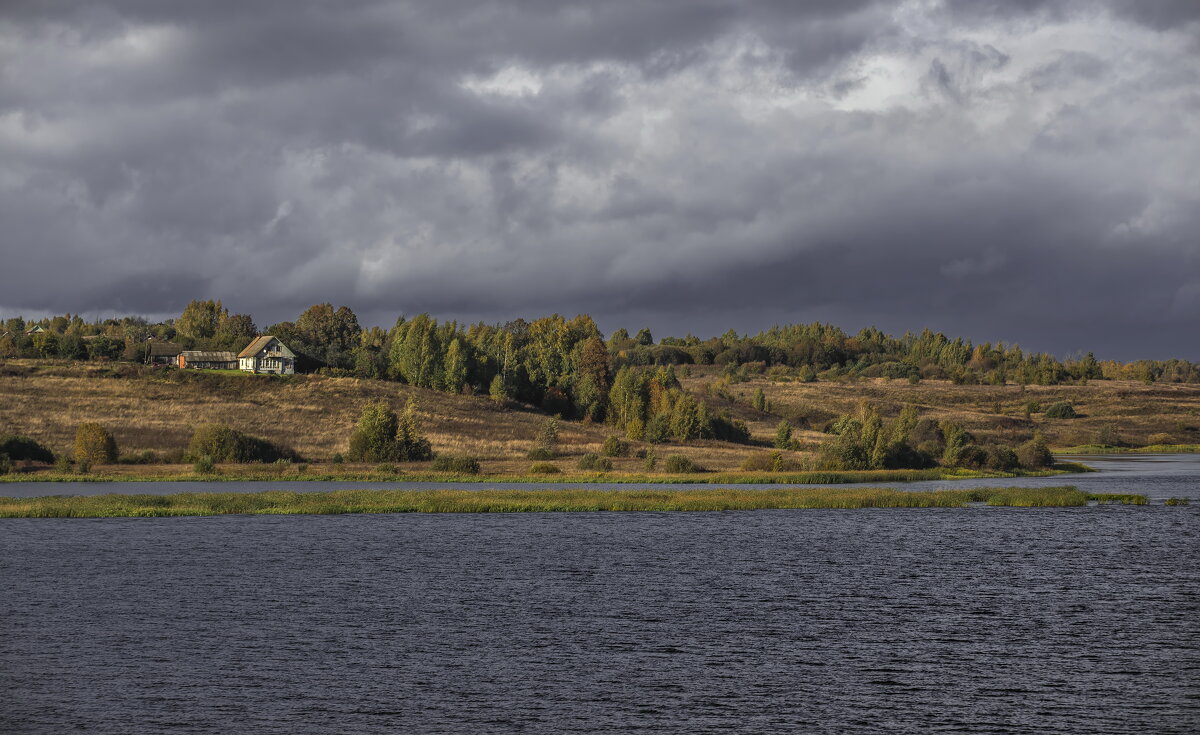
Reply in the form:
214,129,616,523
0,361,751,470
681,366,1200,449
4,360,1197,473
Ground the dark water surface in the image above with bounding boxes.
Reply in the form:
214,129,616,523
4,453,1200,502
3,503,1198,733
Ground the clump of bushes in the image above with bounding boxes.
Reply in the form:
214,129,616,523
431,455,482,474
577,453,613,471
74,423,118,466
188,423,299,464
664,455,699,473
192,455,216,474
740,450,800,472
347,400,432,463
529,462,561,474
1016,436,1054,469
601,436,629,457
0,435,54,464
1044,402,1078,419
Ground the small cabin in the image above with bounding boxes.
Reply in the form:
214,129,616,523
146,341,183,366
179,351,237,370
238,336,295,375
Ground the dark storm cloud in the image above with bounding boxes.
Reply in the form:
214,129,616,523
1,0,1197,359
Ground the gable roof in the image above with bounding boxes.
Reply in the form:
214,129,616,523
238,335,289,359
148,341,183,357
181,351,236,362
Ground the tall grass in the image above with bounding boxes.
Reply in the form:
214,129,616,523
0,486,1147,518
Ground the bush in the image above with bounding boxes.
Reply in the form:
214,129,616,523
1017,437,1054,469
1044,402,1078,419
773,420,793,450
54,454,73,473
577,453,613,471
664,455,698,473
347,400,431,463
431,455,482,474
188,424,297,464
526,446,556,460
192,455,216,474
740,452,776,472
331,453,345,464
0,435,54,463
985,446,1020,472
75,423,118,466
529,462,561,474
643,449,657,471
956,444,990,469
0,453,12,475
1147,432,1174,445
601,436,629,457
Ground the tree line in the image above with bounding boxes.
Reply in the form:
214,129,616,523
4,303,1199,418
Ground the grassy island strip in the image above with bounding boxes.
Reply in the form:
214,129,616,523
0,464,1090,484
0,486,1146,518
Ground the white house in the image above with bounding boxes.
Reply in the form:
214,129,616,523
238,336,295,374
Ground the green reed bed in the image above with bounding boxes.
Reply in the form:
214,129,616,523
0,486,1147,518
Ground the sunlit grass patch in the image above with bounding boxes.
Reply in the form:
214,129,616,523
0,485,1149,518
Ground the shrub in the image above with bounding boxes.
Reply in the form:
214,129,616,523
773,420,793,450
526,446,556,461
431,455,482,474
1147,432,1174,445
1044,402,1078,419
752,387,768,412
331,453,345,464
601,436,629,457
953,444,989,469
0,435,54,463
347,400,430,463
0,453,12,475
643,449,657,471
644,414,671,444
664,455,698,473
740,452,776,472
1017,436,1054,469
188,424,296,464
77,460,91,475
74,423,118,466
529,462,561,474
54,454,73,473
296,463,309,474
348,402,400,462
377,463,398,475
192,455,216,474
985,446,1020,472
577,453,612,471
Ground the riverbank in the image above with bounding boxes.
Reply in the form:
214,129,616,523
0,463,1090,484
0,485,1148,517
1054,444,1200,454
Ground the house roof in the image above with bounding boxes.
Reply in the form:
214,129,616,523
148,341,183,357
238,335,288,359
181,351,236,362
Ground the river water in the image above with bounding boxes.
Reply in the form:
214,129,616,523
3,453,1199,502
2,457,1198,733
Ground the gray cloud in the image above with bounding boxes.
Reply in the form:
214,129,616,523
0,0,1197,359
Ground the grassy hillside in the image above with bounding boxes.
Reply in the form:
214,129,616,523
680,366,1200,450
2,360,1197,476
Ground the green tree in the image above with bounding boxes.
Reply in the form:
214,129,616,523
348,402,400,462
752,387,768,412
489,374,510,404
773,420,793,450
74,423,118,465
176,300,228,344
441,338,468,393
395,399,434,461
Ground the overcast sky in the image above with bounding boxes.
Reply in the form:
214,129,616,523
1,1,1197,359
